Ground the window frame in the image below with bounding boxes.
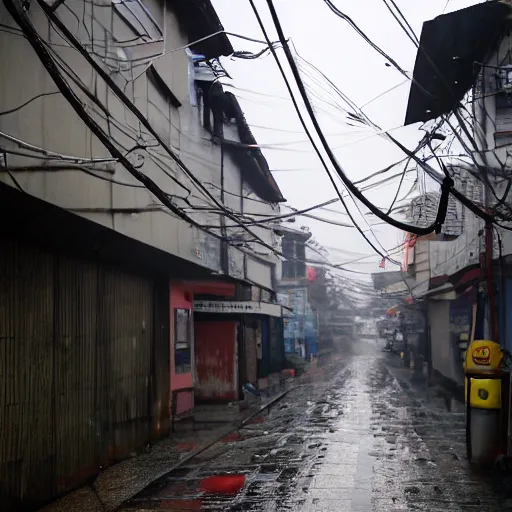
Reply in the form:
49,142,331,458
282,238,306,279
147,65,182,109
174,308,192,374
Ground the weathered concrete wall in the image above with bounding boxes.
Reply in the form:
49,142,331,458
474,30,512,256
429,299,462,384
429,214,483,279
0,0,279,289
429,300,451,379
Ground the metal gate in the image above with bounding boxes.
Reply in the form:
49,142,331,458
0,237,169,509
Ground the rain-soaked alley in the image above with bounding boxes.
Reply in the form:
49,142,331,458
121,342,512,511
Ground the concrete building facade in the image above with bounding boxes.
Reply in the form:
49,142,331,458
0,1,287,508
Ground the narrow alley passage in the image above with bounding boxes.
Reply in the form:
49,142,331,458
121,342,512,512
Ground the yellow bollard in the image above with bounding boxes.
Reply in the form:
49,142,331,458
464,340,504,463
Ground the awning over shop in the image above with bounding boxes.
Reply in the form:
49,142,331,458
404,1,510,126
416,282,454,299
194,300,283,318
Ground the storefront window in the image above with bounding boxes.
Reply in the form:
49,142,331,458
175,309,191,374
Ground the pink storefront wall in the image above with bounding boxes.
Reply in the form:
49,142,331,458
170,285,194,416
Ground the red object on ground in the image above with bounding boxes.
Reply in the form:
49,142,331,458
176,442,197,452
200,475,246,495
221,432,241,443
246,416,265,425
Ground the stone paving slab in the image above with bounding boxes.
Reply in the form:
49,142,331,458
39,383,297,512
120,342,512,511
39,425,230,512
39,375,303,512
40,343,512,512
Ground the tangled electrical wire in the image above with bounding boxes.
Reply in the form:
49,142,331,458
8,0,505,284
1,0,384,281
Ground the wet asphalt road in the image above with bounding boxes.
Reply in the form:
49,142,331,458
122,342,512,511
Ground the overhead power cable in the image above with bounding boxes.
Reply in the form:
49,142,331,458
0,91,61,116
290,41,442,245
321,0,410,80
379,0,511,212
2,5,377,275
360,78,409,109
255,0,453,238
32,0,297,252
248,0,396,262
4,1,215,232
5,0,294,261
300,2,501,231
0,129,117,163
381,0,419,46
1,164,146,188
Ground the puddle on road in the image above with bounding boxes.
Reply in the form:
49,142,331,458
122,373,346,511
122,353,512,512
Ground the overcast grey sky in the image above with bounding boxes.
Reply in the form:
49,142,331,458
212,0,481,276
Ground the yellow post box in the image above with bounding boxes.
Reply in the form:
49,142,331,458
464,340,504,463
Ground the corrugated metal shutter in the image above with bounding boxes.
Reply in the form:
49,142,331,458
0,237,170,508
0,239,55,507
152,279,170,440
54,256,99,494
108,268,154,460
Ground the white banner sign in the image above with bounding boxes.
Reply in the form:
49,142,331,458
193,301,282,317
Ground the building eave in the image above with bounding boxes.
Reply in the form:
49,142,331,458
404,1,511,126
223,142,286,203
213,90,286,203
274,224,312,240
170,0,233,59
371,271,404,290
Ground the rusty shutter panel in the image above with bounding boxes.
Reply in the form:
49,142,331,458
109,268,154,459
0,238,55,506
54,255,99,494
151,278,170,440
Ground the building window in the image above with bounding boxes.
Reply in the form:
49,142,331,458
282,237,306,279
112,0,163,42
147,65,182,108
174,309,192,374
496,65,512,94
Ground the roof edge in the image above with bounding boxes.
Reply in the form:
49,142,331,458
170,0,233,59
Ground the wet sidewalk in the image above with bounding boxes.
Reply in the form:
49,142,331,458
39,382,298,512
119,342,512,511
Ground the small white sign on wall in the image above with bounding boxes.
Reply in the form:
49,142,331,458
194,301,282,317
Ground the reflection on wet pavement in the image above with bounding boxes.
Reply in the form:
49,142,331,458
121,343,512,511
